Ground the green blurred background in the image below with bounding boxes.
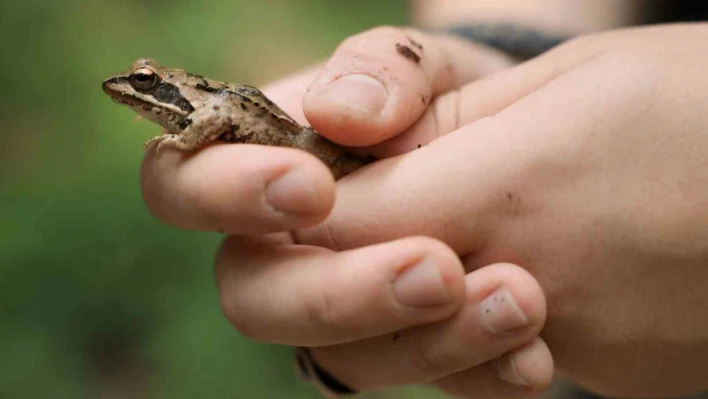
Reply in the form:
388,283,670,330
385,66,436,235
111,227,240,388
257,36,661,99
0,0,450,398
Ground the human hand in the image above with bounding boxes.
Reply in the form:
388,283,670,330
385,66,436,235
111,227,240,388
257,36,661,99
141,27,552,398
280,24,708,397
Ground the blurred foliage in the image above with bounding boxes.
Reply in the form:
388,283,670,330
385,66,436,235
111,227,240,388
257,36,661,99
0,0,452,398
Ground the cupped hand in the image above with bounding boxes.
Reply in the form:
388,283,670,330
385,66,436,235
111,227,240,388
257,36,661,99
150,23,708,397
142,26,552,398
281,24,708,397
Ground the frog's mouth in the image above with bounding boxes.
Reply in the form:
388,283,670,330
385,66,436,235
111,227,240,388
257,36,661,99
102,77,151,107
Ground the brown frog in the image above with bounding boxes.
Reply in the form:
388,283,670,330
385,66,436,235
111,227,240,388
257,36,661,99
102,58,372,180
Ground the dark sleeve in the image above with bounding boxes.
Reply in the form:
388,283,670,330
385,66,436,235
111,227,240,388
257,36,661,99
645,1,708,23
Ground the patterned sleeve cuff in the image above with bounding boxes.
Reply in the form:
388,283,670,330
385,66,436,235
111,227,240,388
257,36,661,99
435,22,572,60
295,347,358,398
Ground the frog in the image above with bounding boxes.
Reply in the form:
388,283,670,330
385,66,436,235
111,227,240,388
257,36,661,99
102,58,372,180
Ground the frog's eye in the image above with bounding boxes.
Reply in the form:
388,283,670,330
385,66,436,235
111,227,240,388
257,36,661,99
130,68,157,90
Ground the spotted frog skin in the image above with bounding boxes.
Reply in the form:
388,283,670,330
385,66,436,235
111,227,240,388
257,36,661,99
102,58,371,180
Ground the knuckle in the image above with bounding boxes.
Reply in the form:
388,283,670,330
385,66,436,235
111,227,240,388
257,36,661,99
409,337,446,377
304,283,349,332
292,220,341,251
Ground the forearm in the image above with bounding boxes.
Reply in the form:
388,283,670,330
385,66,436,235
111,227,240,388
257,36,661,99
411,0,645,35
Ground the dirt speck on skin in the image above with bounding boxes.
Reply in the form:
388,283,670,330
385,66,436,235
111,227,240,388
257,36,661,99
395,43,420,64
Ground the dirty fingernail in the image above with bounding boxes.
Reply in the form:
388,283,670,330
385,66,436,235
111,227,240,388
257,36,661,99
313,74,387,115
480,288,528,333
393,258,449,308
495,354,529,386
265,168,319,215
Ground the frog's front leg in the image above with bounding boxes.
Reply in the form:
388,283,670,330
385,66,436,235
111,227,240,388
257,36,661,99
148,105,234,153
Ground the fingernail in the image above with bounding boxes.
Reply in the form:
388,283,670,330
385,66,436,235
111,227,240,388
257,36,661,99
495,355,529,386
393,258,449,308
479,288,528,333
313,74,387,115
265,168,319,215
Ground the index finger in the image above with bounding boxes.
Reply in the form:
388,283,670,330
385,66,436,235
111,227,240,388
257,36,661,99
141,143,335,235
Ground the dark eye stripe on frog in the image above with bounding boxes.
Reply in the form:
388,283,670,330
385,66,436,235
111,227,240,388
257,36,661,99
149,81,195,113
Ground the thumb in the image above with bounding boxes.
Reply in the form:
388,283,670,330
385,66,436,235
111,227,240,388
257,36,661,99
303,26,515,147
